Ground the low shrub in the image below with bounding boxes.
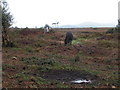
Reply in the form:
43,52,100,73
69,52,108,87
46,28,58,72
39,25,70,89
106,28,114,33
97,40,117,48
106,28,120,33
20,29,38,35
34,40,48,47
69,53,80,63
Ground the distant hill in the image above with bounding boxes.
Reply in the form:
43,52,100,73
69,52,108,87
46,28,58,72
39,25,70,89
59,22,116,28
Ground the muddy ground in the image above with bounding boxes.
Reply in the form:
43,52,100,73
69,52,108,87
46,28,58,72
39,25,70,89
2,28,119,88
37,69,99,83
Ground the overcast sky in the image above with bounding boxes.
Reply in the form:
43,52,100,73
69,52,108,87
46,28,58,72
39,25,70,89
6,0,119,28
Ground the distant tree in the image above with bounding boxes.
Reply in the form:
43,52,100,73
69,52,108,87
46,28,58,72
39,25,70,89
1,1,14,47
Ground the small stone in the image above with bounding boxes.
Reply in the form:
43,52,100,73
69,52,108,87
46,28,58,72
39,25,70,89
12,57,17,60
112,86,116,88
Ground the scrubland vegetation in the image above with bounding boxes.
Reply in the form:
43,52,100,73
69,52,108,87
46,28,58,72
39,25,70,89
2,28,119,88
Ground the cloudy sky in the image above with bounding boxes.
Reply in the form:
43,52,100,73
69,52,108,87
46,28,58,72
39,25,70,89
6,0,119,28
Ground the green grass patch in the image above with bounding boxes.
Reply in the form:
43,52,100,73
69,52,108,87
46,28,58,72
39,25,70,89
56,82,69,88
37,66,52,72
12,47,22,51
52,62,64,70
68,53,81,63
31,76,51,85
15,73,30,81
20,56,61,72
72,38,84,45
25,47,34,52
21,57,55,66
72,37,96,45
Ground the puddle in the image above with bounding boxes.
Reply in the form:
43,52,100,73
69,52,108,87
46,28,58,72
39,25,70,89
34,70,98,84
71,79,91,84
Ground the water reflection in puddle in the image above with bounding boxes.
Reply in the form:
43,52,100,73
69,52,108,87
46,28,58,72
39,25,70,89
71,79,91,84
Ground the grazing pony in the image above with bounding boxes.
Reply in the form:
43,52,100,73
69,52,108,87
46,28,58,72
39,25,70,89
64,32,73,45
